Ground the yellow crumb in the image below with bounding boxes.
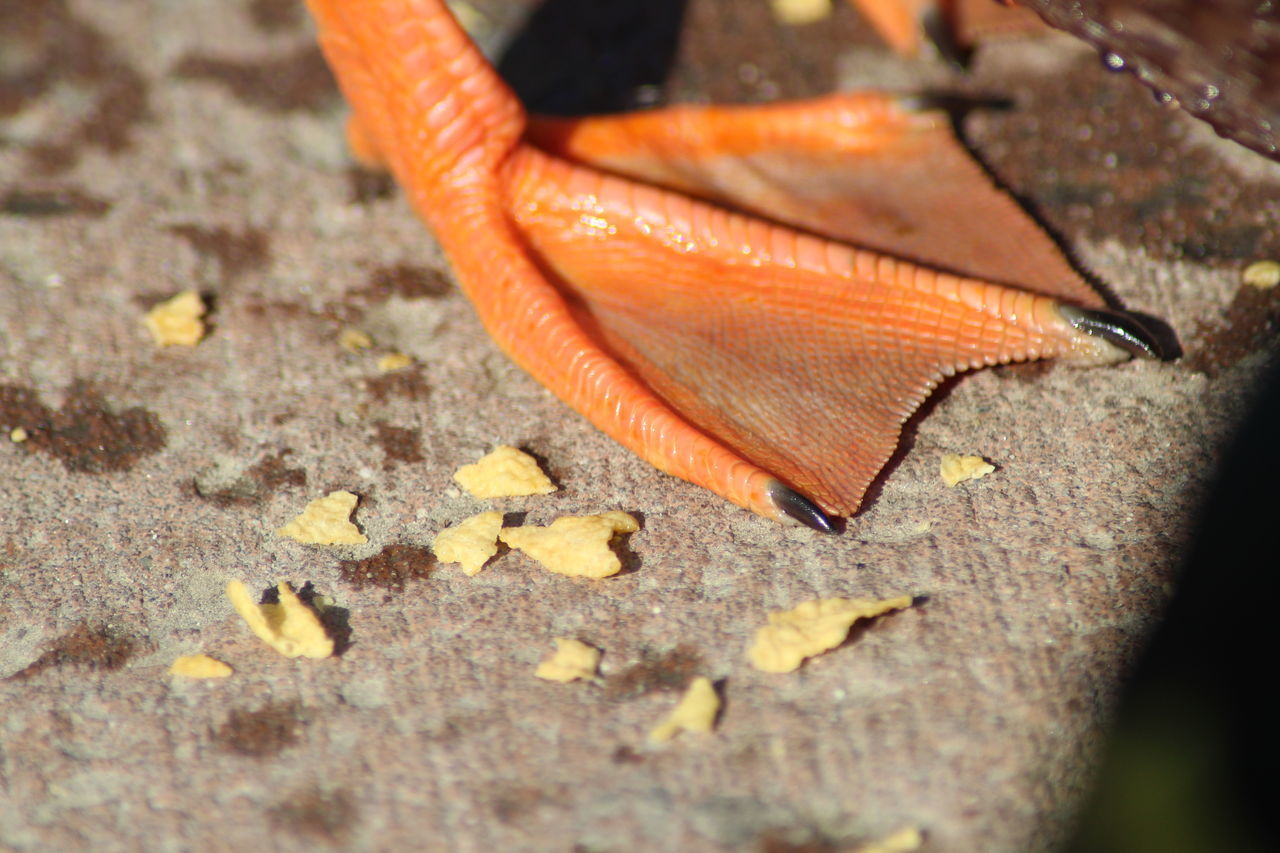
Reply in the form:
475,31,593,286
168,653,233,679
453,445,556,498
226,580,334,659
9,427,27,443
856,827,924,853
748,596,913,673
535,637,602,682
377,352,413,371
143,290,207,347
276,490,368,545
1243,260,1280,289
499,511,639,579
432,511,503,576
338,328,374,352
940,453,994,487
770,0,832,26
648,677,720,742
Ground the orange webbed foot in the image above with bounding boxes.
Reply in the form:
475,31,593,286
500,139,1155,518
526,93,1100,306
307,0,1157,527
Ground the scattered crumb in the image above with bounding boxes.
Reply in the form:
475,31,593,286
748,596,913,673
432,511,503,576
770,0,832,26
940,453,994,487
277,490,367,545
9,427,27,442
226,580,335,659
648,676,720,742
535,638,602,682
1243,260,1280,289
377,352,413,371
856,827,924,853
169,653,233,679
499,511,638,578
143,290,207,346
338,328,374,352
453,445,556,498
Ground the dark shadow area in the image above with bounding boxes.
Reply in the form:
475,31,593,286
1064,357,1280,852
838,600,916,654
612,509,645,576
497,0,687,115
921,3,972,70
516,444,565,492
711,676,728,726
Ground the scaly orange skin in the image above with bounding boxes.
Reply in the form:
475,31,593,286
305,0,1132,524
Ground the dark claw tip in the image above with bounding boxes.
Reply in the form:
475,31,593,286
767,481,836,533
1059,305,1168,361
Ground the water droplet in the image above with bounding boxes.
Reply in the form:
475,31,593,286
1103,52,1125,71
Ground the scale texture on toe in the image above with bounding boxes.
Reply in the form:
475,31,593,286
304,0,1154,524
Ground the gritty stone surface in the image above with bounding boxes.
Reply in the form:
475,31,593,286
1,1,1278,851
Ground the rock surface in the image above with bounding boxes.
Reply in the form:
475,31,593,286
2,1,1277,850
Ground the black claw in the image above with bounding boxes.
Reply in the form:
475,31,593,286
1059,305,1167,361
767,481,836,533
